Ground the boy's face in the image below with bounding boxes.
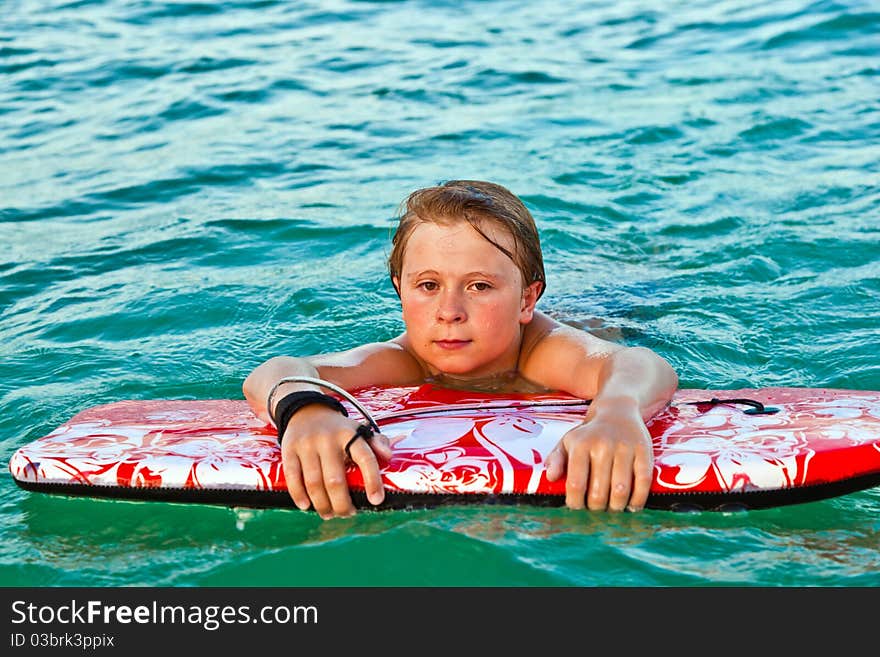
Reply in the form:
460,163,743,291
393,218,542,379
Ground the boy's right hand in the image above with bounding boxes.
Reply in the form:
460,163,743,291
279,404,392,519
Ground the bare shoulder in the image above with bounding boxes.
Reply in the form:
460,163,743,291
519,311,623,396
308,336,427,389
522,311,623,356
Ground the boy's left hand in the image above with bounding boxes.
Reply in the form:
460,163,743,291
544,398,654,512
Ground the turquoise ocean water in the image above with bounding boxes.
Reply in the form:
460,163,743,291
1,0,878,587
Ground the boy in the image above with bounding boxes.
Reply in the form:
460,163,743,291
243,180,678,519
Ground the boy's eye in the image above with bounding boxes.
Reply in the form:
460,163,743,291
471,282,492,291
418,281,438,291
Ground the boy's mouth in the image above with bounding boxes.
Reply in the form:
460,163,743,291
434,339,471,350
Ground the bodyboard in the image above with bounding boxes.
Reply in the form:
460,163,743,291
9,385,880,511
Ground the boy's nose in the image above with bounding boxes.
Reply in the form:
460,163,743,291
436,290,466,323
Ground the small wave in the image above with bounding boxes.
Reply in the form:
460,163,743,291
762,12,880,49
739,117,812,142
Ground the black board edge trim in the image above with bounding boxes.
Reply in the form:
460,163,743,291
12,471,880,512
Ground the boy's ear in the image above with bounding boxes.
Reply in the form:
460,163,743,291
519,281,543,322
391,276,401,298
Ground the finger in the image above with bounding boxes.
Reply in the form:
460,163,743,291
627,451,653,512
369,432,394,465
586,445,612,511
545,441,567,482
281,451,310,511
301,452,333,519
348,436,386,506
564,442,589,510
319,446,356,518
607,447,634,512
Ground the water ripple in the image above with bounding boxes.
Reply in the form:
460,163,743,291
1,0,878,587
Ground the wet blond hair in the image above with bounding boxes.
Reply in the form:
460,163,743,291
388,180,546,299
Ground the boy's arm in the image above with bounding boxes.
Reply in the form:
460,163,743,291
242,339,424,519
242,339,424,424
520,313,679,512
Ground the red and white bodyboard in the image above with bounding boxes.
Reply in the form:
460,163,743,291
10,385,880,511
